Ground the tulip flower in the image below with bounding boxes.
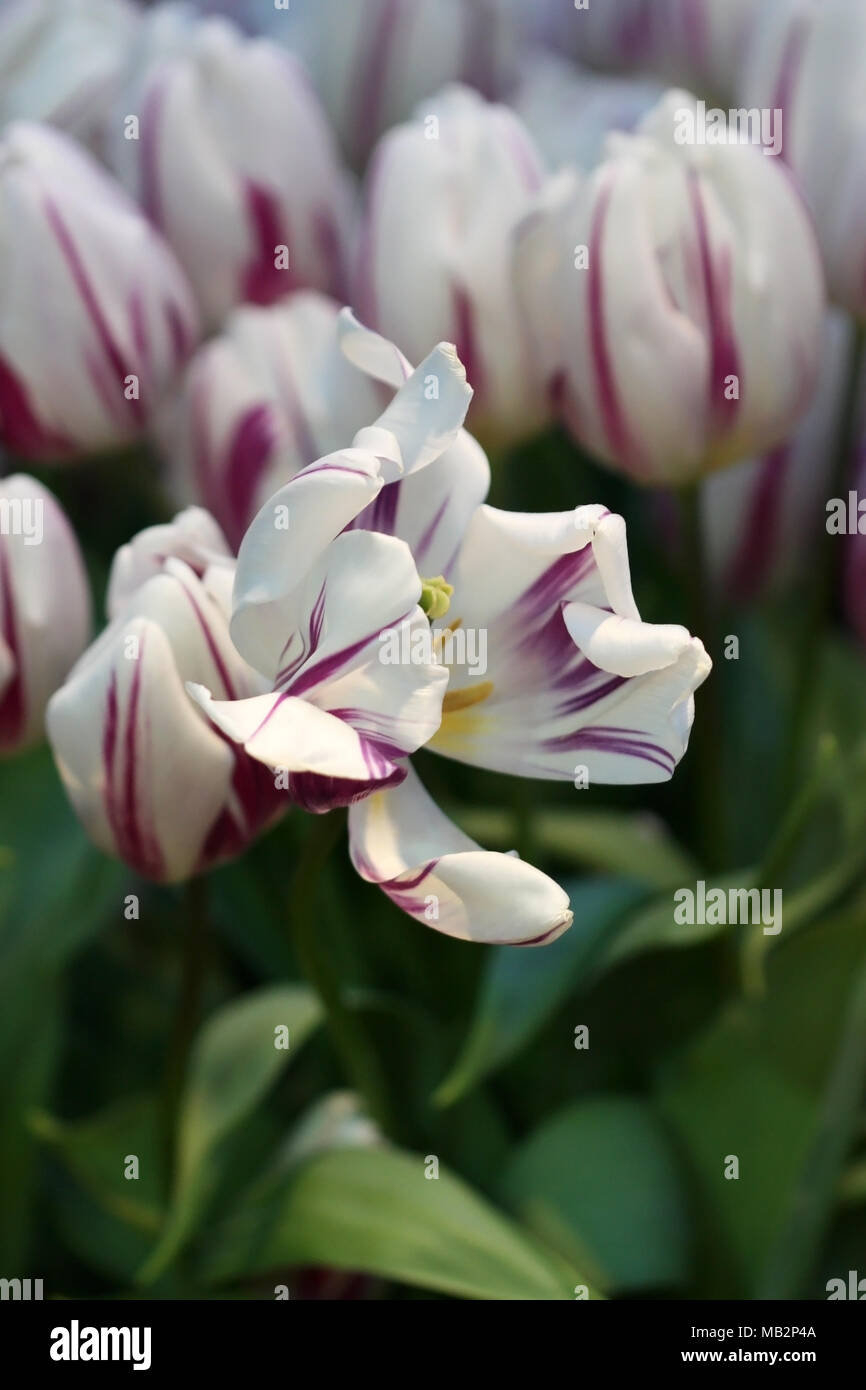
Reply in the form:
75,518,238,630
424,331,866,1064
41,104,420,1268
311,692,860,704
0,475,91,754
522,0,660,72
355,84,549,447
741,0,866,320
0,0,139,153
239,0,518,168
47,507,288,883
514,89,825,485
160,291,385,549
700,312,851,600
651,0,770,98
196,313,711,945
108,5,353,330
0,121,198,462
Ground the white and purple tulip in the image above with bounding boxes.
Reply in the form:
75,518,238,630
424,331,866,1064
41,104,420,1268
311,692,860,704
46,507,287,883
514,89,826,485
251,0,518,168
0,475,91,755
108,4,353,331
355,84,549,448
521,0,659,73
206,313,711,945
741,0,866,320
159,291,386,550
700,311,851,601
0,0,140,153
0,120,198,462
186,335,474,817
651,0,773,98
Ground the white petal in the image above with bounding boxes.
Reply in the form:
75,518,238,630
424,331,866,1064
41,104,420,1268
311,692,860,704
349,765,573,946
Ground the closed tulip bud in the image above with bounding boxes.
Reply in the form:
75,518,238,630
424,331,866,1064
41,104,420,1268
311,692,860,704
260,0,518,168
0,0,139,153
514,89,825,485
108,4,353,330
0,121,199,462
741,0,866,320
355,84,548,447
47,508,286,883
160,292,384,548
0,475,91,754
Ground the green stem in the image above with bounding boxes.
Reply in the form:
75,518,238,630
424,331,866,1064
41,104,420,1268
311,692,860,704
677,482,726,870
287,811,394,1136
161,876,210,1192
786,320,866,799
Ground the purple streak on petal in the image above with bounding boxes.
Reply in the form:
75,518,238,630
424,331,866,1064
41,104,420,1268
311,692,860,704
349,0,403,164
681,0,707,68
351,478,400,536
103,643,165,879
224,404,281,548
0,353,74,459
726,447,789,600
589,178,637,472
513,548,597,627
0,539,25,747
44,196,144,425
177,579,238,701
413,496,449,569
289,759,406,814
314,206,347,301
453,287,485,406
140,78,166,228
286,613,414,698
772,15,810,165
242,182,292,306
166,300,194,366
199,745,284,869
688,171,741,440
542,724,675,776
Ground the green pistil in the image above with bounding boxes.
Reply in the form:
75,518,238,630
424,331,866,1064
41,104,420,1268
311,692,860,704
419,575,454,622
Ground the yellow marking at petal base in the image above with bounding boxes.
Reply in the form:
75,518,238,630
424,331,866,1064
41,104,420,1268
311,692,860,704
441,681,494,715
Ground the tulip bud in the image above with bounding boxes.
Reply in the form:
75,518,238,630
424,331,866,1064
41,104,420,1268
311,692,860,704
108,4,353,330
159,291,384,548
514,89,825,485
741,0,866,320
0,0,139,153
355,84,548,447
47,509,286,882
0,121,198,462
651,0,770,98
0,475,91,754
256,0,518,168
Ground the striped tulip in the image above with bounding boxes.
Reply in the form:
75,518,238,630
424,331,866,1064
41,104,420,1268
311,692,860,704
355,84,549,448
0,475,91,754
0,0,139,153
108,5,352,330
0,120,198,462
212,314,711,945
514,89,825,485
741,0,866,320
46,507,286,883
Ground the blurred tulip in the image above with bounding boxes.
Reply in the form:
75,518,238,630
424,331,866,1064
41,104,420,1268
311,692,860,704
0,121,198,462
108,4,353,330
514,89,825,485
0,0,139,153
47,508,285,882
512,51,663,173
247,0,518,168
741,0,866,320
700,312,851,601
520,0,659,72
160,291,384,548
651,0,775,98
355,84,548,447
0,475,91,754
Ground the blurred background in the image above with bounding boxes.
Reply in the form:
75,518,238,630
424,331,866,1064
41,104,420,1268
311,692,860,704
2,0,866,1302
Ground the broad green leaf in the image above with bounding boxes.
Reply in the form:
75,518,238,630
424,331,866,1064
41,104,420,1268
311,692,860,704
435,878,645,1107
590,873,752,977
138,984,322,1282
30,1095,166,1282
455,806,696,888
502,1097,690,1291
0,975,60,1267
200,1146,594,1301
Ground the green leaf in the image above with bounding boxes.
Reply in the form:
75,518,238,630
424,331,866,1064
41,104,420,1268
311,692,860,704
30,1095,166,1282
200,1146,594,1301
502,1097,690,1292
455,806,696,888
590,873,752,977
138,984,322,1283
435,878,645,1107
